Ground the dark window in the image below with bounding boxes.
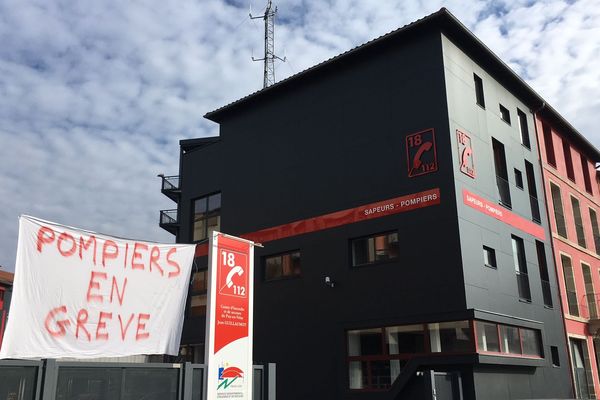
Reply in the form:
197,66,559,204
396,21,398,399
589,208,600,256
351,232,399,267
525,161,541,222
551,346,560,367
581,154,593,194
570,338,593,399
500,104,511,124
483,246,497,269
500,325,521,354
264,251,301,281
543,122,556,167
474,74,485,107
192,192,221,242
429,321,472,353
476,321,543,358
561,254,579,316
582,263,597,319
189,270,207,317
514,169,524,189
563,139,575,181
492,138,512,207
512,235,531,301
476,321,500,352
520,328,543,357
571,196,586,248
536,241,553,308
550,183,568,238
387,325,426,354
518,109,530,148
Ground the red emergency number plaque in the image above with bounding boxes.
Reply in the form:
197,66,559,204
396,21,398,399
406,128,438,178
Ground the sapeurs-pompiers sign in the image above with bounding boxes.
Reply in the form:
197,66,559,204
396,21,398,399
0,215,195,359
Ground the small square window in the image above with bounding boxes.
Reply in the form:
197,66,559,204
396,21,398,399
264,251,301,281
551,346,560,367
514,169,523,189
500,104,511,124
483,246,497,269
351,232,399,267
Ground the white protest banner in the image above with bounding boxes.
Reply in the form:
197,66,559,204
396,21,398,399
0,215,195,359
205,232,254,400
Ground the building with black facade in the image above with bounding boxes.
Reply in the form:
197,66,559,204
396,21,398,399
159,9,579,399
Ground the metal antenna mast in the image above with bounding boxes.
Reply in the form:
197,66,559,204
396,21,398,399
251,0,285,88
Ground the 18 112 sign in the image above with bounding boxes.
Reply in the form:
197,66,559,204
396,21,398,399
406,128,438,178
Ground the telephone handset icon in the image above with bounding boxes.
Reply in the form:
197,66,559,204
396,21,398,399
226,266,244,288
412,142,433,169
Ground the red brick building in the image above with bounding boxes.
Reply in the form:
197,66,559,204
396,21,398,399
535,114,600,398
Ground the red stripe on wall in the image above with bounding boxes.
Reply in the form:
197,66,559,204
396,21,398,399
462,189,545,240
195,188,441,257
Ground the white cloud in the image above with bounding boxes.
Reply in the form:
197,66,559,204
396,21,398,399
0,0,599,272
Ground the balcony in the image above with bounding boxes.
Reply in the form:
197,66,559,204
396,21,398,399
159,209,179,235
575,293,600,335
159,175,180,202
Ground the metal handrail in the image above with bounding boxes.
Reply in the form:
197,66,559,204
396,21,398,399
160,209,178,225
161,175,180,191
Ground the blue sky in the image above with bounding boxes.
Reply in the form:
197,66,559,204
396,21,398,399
1,0,599,272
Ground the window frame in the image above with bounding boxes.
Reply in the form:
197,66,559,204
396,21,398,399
263,250,302,282
474,320,544,359
517,108,531,149
191,192,221,243
350,231,400,268
570,194,587,249
499,104,511,125
562,138,576,182
474,73,485,108
188,268,208,318
514,168,524,189
550,182,568,238
543,122,556,167
483,246,497,269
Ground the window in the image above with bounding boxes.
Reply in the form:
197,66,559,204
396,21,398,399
189,270,207,317
428,321,472,353
483,246,497,269
474,73,485,107
518,109,530,148
347,321,472,390
476,321,543,358
543,122,556,167
563,139,575,181
571,196,586,248
581,154,593,194
492,138,512,207
550,183,568,238
589,208,600,256
192,192,221,242
514,169,524,189
499,104,511,124
570,338,594,399
512,235,531,301
551,346,560,367
264,251,301,281
536,241,553,308
351,232,399,267
561,254,579,316
525,161,541,222
582,263,597,319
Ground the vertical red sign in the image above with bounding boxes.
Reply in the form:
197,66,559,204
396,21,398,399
457,129,475,178
214,235,250,353
406,128,438,178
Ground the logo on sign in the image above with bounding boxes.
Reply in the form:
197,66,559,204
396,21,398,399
218,365,244,390
218,250,247,298
406,129,438,178
457,129,475,178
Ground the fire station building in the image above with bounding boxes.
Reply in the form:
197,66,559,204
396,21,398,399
159,8,599,399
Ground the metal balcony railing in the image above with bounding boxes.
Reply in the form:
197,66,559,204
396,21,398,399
515,271,531,302
576,293,600,320
496,175,512,208
159,209,179,235
529,195,541,223
159,175,180,202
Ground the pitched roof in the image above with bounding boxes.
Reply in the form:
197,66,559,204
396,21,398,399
204,8,600,161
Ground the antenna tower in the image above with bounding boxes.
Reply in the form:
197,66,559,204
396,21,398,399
251,0,285,88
